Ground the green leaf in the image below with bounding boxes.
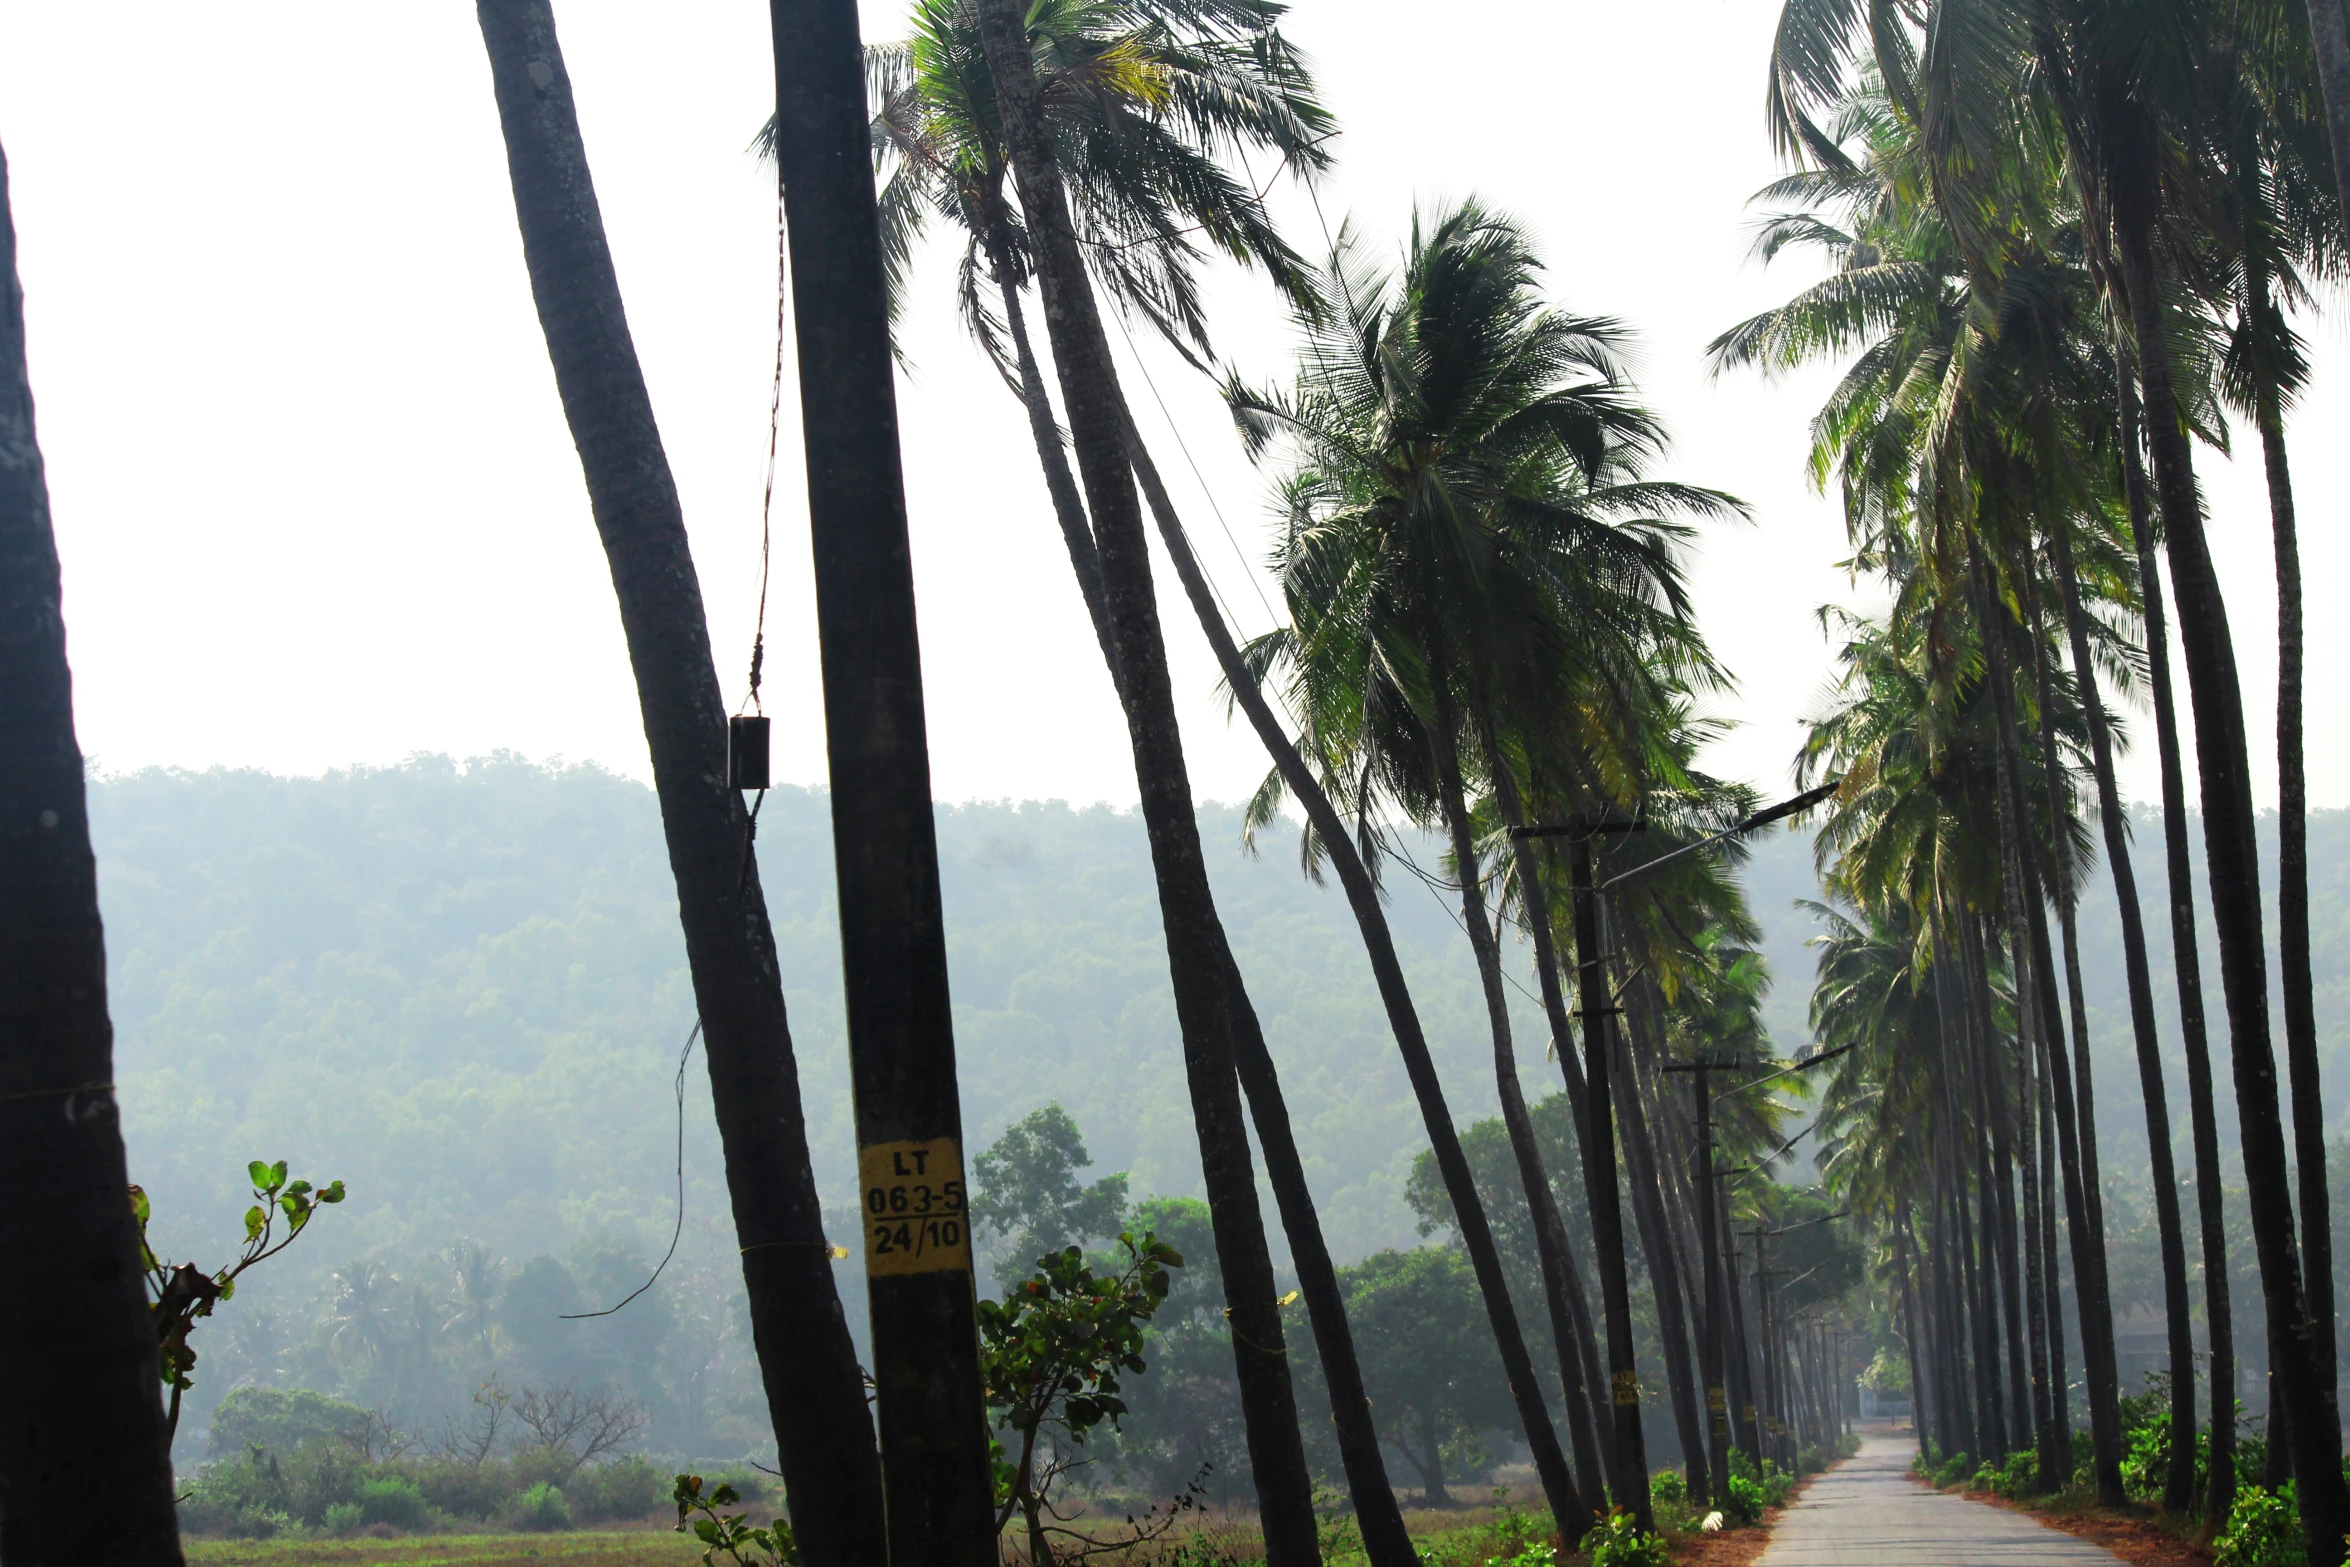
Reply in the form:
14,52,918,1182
244,1205,266,1241
320,1179,346,1203
248,1160,271,1191
268,1159,288,1191
130,1186,151,1227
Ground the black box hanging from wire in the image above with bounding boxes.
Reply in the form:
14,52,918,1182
728,715,771,791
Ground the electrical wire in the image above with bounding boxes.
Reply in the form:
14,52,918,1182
562,1021,703,1320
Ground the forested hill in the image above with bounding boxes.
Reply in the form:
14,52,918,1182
97,758,2350,1341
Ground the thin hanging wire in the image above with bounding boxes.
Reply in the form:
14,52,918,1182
742,196,789,720
562,1021,703,1319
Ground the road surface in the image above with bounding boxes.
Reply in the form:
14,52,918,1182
1753,1436,2125,1566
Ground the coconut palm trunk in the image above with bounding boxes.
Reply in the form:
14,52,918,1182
1612,1000,1713,1501
0,138,187,1566
1120,405,1597,1538
2047,520,2197,1510
1984,580,2125,1505
474,10,887,1558
2117,356,2235,1528
1423,698,1617,1519
974,6,1324,1556
2241,236,2334,1416
984,246,1421,1561
2111,190,2349,1560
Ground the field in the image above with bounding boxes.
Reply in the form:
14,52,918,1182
185,1532,700,1567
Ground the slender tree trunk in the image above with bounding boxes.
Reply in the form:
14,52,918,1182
2019,1026,2054,1471
1481,766,1634,1503
2114,199,2348,1563
2119,360,2235,1528
1112,408,1591,1542
0,138,186,1567
2041,1025,2070,1458
1725,1202,1765,1466
1962,915,2033,1455
2253,367,2334,1416
475,11,888,1558
1613,986,1712,1502
1899,1215,1929,1462
1569,841,1656,1522
1425,716,1610,1521
2048,521,2198,1512
1220,943,1423,1565
976,10,1330,1554
1980,563,2125,1504
1001,285,1418,1559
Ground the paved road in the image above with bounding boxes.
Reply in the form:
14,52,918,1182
1754,1436,2125,1565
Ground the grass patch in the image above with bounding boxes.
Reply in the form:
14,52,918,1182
184,1530,699,1567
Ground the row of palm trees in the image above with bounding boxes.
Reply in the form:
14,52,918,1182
1740,0,2346,1558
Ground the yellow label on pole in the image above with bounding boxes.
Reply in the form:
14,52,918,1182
1706,1386,1727,1413
858,1138,972,1278
1611,1370,1640,1406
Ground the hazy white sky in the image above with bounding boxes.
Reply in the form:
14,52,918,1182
3,1,2342,810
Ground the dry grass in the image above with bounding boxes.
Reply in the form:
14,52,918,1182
184,1530,700,1567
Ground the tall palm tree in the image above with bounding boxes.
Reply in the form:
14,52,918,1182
972,3,1320,1557
0,137,186,1564
1230,200,1744,1526
829,5,1429,1550
474,7,886,1559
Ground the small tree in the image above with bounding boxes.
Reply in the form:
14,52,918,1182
136,1159,345,1445
982,1230,1186,1563
1340,1247,1518,1506
972,1105,1131,1288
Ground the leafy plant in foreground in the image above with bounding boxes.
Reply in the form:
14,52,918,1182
981,1228,1185,1561
136,1158,345,1443
1581,1507,1669,1567
674,1473,800,1567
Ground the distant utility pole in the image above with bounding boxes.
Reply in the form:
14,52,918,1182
765,2,993,1560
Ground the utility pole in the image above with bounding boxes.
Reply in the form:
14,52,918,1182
766,1,993,1558
1665,1052,1739,1503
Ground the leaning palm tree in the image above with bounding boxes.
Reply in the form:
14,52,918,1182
969,1,1325,1557
1230,198,1745,1527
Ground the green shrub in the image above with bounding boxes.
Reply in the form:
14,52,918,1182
410,1459,506,1524
323,1502,366,1537
1581,1509,1668,1567
177,1450,293,1539
1929,1450,1971,1488
2214,1482,2303,1567
569,1456,666,1523
1648,1468,1686,1504
355,1476,433,1532
503,1481,572,1532
1722,1474,1763,1526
